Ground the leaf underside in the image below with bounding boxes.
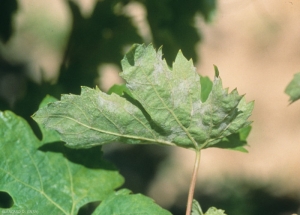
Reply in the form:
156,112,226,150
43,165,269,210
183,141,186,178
0,110,123,214
33,44,253,151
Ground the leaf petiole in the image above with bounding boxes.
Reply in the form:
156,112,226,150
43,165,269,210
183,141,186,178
186,150,201,215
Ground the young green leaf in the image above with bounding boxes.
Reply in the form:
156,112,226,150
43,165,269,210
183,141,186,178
204,207,227,215
191,199,226,215
33,44,253,151
200,76,213,103
37,95,61,144
0,111,123,215
206,125,252,152
285,72,300,103
107,84,133,97
92,189,172,215
192,199,203,215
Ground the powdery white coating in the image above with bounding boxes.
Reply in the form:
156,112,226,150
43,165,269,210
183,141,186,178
172,80,190,109
166,124,189,144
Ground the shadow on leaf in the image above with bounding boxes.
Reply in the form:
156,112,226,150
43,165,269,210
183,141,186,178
38,142,116,170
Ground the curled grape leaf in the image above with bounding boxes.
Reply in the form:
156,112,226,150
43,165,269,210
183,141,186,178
0,111,123,214
285,72,300,103
33,44,253,151
92,189,171,215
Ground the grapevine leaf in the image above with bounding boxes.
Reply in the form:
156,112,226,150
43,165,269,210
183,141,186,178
33,44,253,151
39,95,58,108
0,111,123,215
207,126,252,152
33,86,176,148
192,199,203,215
285,72,300,103
121,44,253,149
204,207,227,215
107,84,132,97
37,95,61,144
200,76,213,103
191,200,226,215
92,189,172,215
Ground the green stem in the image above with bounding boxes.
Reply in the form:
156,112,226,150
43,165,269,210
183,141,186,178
186,150,201,215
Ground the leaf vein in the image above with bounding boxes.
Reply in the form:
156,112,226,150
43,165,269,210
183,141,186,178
40,114,176,147
138,64,198,149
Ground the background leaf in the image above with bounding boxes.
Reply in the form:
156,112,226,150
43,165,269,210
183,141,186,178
285,72,300,103
192,199,203,215
0,0,18,43
206,126,252,152
204,207,226,215
144,0,216,65
92,189,172,215
205,207,227,215
200,76,213,103
191,199,226,215
0,111,123,214
37,95,61,144
107,84,132,97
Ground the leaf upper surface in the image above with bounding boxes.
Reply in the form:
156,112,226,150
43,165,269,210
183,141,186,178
33,44,253,150
0,111,123,214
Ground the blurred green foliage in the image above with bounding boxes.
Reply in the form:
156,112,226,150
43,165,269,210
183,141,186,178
285,72,300,103
0,0,18,43
0,0,216,120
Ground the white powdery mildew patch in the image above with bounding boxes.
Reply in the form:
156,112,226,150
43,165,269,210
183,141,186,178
166,125,187,142
152,61,165,85
96,92,124,116
125,81,138,93
190,102,211,130
191,101,205,118
172,80,190,109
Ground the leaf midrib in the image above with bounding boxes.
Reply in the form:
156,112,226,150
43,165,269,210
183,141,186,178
87,93,160,142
